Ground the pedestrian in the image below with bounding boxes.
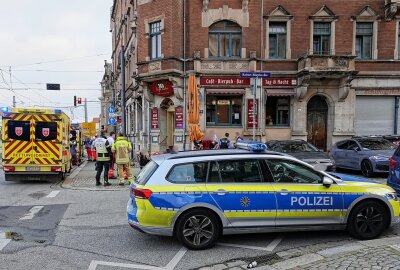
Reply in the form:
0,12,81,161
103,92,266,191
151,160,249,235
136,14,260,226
234,132,243,148
112,133,133,185
93,131,111,186
139,148,150,169
219,133,230,149
210,130,219,149
107,131,116,179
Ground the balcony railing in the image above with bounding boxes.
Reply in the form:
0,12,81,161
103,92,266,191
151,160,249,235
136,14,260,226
297,51,356,75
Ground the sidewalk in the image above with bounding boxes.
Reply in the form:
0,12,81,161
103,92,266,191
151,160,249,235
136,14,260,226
197,235,400,270
62,161,141,191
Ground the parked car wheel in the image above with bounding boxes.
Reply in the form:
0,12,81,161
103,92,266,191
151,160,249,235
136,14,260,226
361,160,374,177
347,200,388,240
176,209,220,250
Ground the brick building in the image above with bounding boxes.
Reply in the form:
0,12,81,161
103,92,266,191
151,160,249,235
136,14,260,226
109,0,400,153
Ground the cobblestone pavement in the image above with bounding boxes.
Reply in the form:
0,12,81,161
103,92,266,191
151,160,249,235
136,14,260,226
62,160,141,190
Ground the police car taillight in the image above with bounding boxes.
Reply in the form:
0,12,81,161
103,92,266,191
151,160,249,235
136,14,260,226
236,140,267,152
133,188,153,199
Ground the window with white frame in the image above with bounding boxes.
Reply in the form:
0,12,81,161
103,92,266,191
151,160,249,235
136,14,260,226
313,22,331,55
269,22,287,59
356,22,373,60
150,21,161,59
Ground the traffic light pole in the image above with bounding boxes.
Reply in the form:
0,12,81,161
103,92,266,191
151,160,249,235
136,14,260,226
84,98,88,122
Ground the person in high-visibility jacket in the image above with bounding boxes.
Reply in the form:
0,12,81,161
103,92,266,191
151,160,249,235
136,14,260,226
112,133,133,185
93,132,111,186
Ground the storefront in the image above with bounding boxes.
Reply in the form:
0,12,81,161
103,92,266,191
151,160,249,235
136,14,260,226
355,90,400,136
263,78,297,142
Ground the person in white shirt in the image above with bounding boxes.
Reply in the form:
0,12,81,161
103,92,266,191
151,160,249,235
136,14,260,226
107,132,116,178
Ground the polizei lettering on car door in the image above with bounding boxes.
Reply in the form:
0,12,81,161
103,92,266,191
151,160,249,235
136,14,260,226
291,196,333,206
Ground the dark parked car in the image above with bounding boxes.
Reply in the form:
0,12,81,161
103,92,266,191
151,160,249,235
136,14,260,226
383,135,400,146
331,137,397,177
266,140,335,171
388,146,400,194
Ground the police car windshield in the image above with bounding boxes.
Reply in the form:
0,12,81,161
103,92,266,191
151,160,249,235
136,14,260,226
136,161,158,185
358,139,396,151
281,142,319,153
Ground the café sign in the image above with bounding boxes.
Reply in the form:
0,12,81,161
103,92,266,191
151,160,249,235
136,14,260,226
150,80,174,97
263,78,297,87
200,77,250,86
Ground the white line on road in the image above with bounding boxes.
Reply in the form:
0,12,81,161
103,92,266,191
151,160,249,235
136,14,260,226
87,247,188,270
68,161,87,179
19,206,44,220
46,191,60,198
165,247,187,270
0,232,11,252
219,234,285,252
265,233,285,252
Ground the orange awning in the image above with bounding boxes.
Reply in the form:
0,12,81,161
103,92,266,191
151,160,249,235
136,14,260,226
188,75,203,142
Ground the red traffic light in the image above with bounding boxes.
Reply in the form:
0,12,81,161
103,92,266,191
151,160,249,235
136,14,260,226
117,116,122,123
77,98,82,104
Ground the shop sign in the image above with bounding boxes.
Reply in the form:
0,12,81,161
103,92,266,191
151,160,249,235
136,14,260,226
175,106,184,129
357,90,400,96
247,99,258,129
263,78,297,87
200,77,250,86
217,100,230,105
151,107,159,129
150,80,174,97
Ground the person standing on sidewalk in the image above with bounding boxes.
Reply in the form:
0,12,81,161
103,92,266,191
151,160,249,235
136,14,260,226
107,132,116,179
93,131,111,186
112,133,133,185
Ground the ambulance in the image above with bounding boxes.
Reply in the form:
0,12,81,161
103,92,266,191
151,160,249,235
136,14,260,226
1,107,72,181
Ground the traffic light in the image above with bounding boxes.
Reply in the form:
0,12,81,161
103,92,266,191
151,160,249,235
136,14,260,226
117,116,122,123
74,96,77,107
77,97,82,105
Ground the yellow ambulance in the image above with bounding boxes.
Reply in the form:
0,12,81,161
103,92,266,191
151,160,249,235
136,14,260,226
1,107,72,181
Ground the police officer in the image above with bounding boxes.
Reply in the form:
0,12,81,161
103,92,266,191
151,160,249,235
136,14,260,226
112,132,133,185
93,131,111,186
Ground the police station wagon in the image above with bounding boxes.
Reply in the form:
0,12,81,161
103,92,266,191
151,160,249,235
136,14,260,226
127,143,400,250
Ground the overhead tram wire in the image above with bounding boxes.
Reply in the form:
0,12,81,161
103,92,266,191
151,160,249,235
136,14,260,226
12,69,103,73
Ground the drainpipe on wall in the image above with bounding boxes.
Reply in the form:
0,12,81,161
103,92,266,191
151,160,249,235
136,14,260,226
182,0,187,151
395,96,399,135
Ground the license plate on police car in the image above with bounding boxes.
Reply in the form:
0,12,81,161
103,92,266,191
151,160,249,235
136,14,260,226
26,166,40,171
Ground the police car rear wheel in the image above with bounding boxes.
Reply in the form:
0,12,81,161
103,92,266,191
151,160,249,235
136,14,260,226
176,209,220,250
348,200,388,240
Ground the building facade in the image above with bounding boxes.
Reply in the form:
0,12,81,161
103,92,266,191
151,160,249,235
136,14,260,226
109,0,400,153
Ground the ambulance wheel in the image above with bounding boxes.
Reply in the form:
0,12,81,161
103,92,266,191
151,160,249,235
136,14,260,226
347,200,388,240
176,209,220,250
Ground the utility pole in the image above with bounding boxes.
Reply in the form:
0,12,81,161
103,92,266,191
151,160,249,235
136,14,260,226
84,98,88,122
9,66,15,107
120,46,126,136
253,78,257,141
12,96,16,107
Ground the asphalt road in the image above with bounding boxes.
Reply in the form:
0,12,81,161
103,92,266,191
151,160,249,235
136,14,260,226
0,165,398,270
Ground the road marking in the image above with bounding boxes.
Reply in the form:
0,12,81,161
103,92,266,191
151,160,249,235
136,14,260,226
0,232,11,252
219,234,285,252
87,247,188,270
19,206,44,220
68,161,87,179
46,191,60,198
164,247,187,270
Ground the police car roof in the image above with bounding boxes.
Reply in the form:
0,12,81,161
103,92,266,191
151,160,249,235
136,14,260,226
152,149,286,161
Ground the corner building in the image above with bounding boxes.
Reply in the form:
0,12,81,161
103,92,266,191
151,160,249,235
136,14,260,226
111,0,400,153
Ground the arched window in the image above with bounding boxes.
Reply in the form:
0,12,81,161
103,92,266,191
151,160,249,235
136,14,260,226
209,21,241,58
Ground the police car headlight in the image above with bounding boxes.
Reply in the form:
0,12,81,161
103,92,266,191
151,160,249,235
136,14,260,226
370,155,389,161
386,192,398,201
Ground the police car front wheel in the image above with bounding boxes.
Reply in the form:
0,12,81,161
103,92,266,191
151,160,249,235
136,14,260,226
176,209,220,250
347,200,388,240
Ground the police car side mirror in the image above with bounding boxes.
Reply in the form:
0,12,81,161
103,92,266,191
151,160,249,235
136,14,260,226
322,176,333,187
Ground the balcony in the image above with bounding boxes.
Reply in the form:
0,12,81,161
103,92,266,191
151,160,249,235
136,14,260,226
385,0,400,21
193,51,256,74
297,52,356,79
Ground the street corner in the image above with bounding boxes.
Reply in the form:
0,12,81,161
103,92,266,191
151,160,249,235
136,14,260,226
61,160,131,191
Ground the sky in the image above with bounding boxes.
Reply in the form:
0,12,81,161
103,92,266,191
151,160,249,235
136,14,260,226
0,0,113,122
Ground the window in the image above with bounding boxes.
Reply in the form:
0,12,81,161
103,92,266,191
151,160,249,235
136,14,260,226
266,97,290,126
206,95,242,126
7,120,30,141
150,21,161,59
209,21,241,58
35,122,57,141
167,162,208,183
313,22,331,55
265,159,322,184
398,21,400,59
208,160,263,183
345,140,360,151
267,143,281,152
356,23,373,59
269,22,286,59
136,161,158,185
335,140,349,150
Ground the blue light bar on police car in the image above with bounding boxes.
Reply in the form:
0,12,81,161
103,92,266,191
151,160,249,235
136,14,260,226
1,107,9,113
236,140,268,152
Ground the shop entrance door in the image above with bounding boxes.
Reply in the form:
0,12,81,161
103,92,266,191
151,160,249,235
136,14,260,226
307,95,328,151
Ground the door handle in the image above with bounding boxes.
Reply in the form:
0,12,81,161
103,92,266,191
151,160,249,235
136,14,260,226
216,189,229,196
279,189,291,195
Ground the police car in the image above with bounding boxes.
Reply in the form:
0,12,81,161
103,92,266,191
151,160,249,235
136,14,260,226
127,142,400,250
